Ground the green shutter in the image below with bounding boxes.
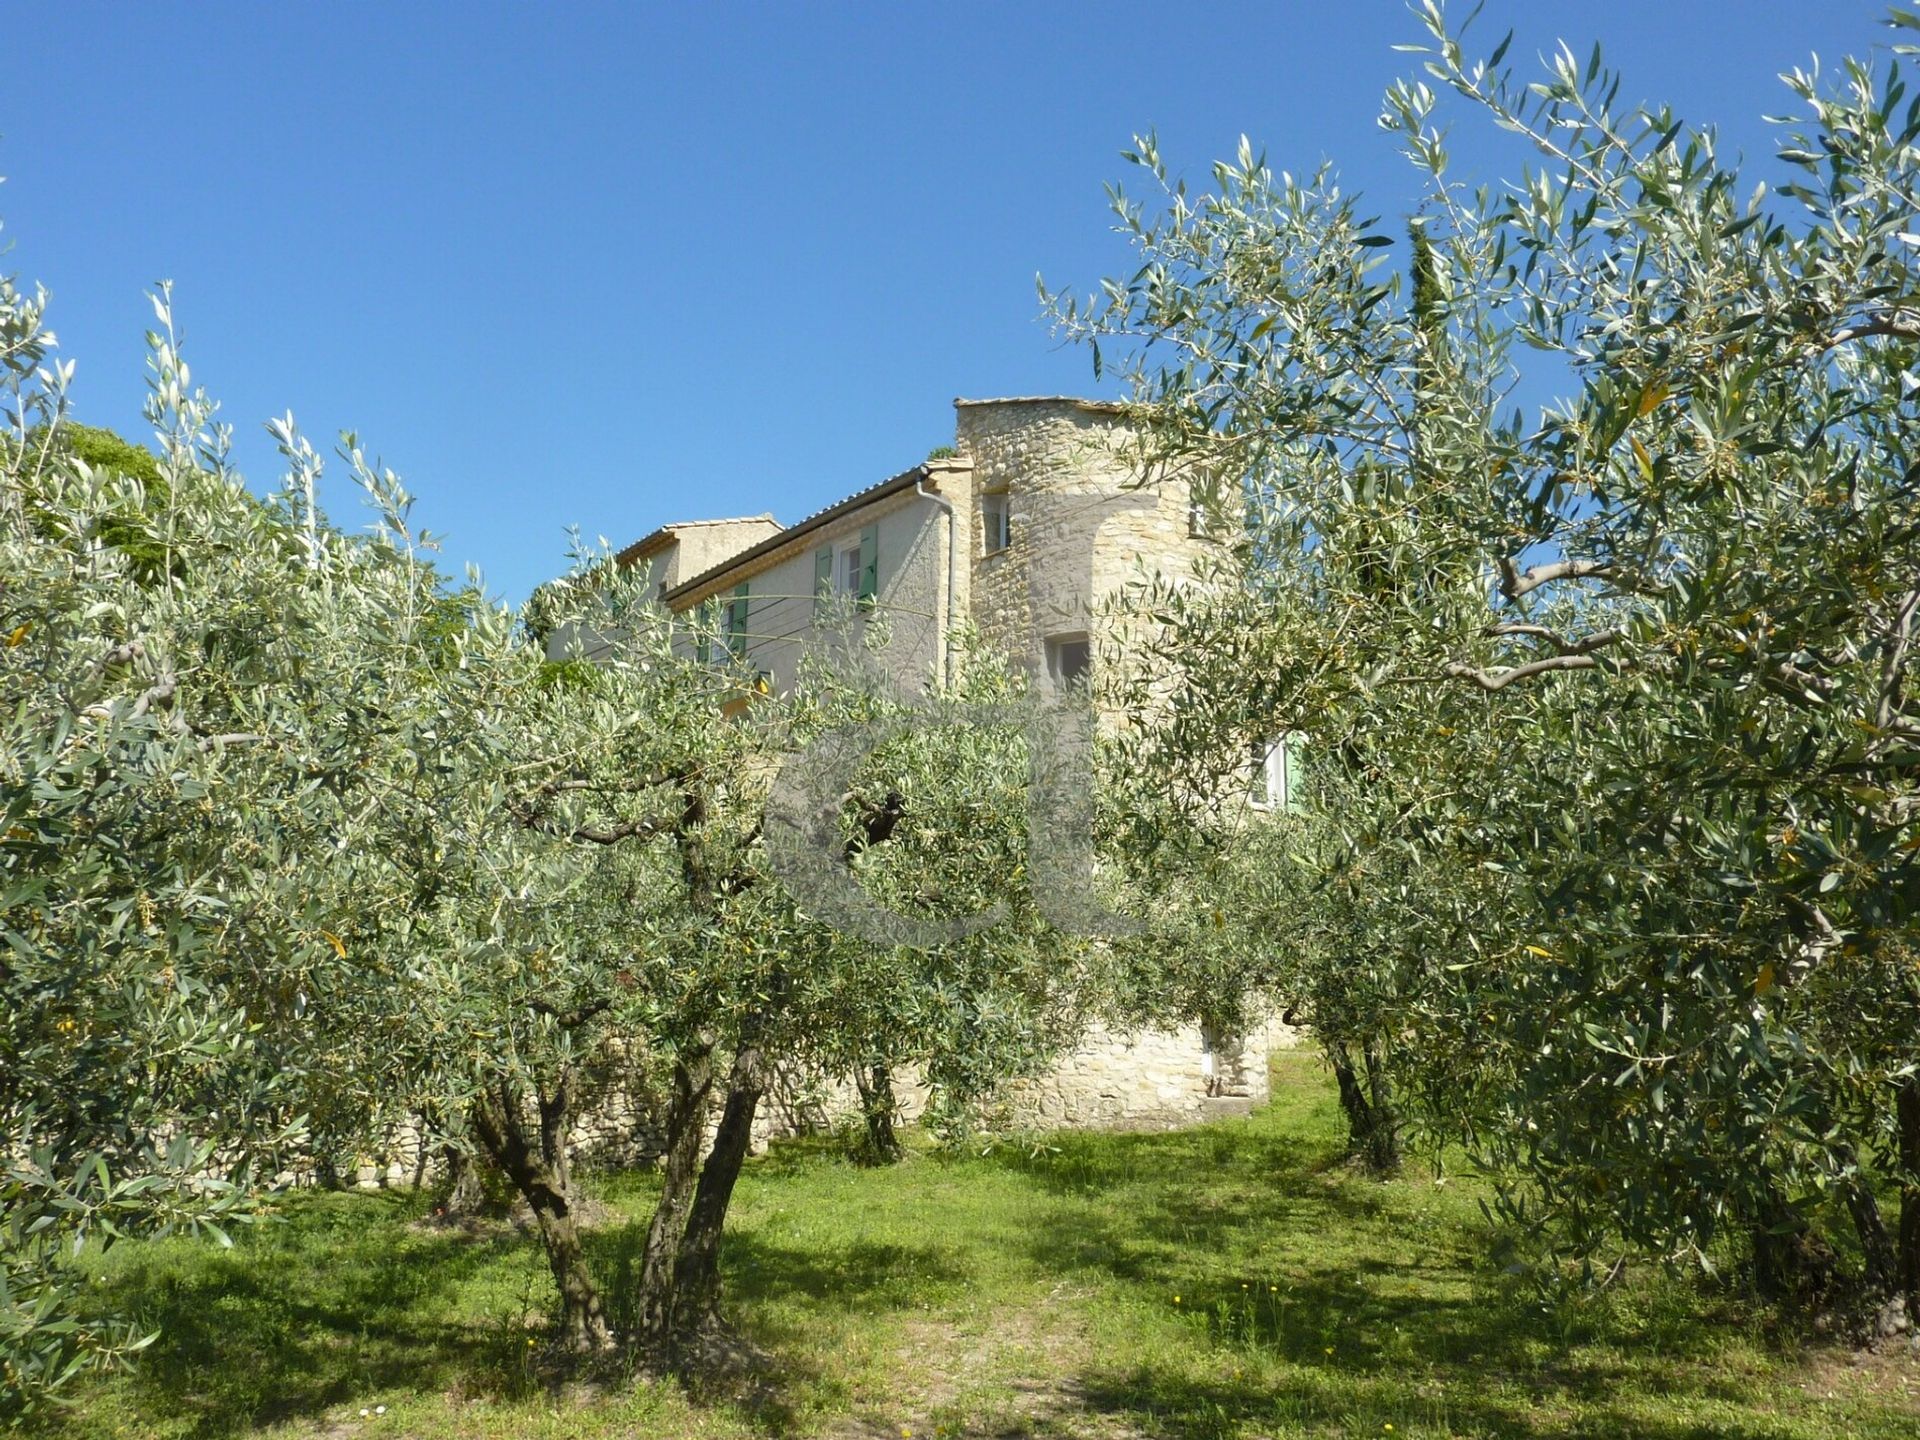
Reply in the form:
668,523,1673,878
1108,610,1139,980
857,523,879,610
693,600,711,665
726,581,749,659
1283,734,1305,811
813,545,834,620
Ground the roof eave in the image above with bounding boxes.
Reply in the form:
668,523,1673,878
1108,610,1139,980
662,464,941,606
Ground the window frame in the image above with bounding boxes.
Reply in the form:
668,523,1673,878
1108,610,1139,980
1045,631,1092,691
834,539,864,596
981,490,1012,556
1188,486,1211,539
1248,735,1296,811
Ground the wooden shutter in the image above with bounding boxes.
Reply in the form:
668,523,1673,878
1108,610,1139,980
726,582,749,658
857,523,879,609
814,545,833,619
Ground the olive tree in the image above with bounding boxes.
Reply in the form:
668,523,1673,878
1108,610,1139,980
1058,3,1920,1319
0,271,496,1411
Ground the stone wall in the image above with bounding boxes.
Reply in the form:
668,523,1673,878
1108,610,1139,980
747,1008,1297,1145
337,1010,1297,1187
991,1014,1295,1131
955,396,1210,684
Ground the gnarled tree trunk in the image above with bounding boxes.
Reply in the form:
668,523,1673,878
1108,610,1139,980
635,1041,715,1350
670,1043,766,1348
1328,1038,1401,1175
853,1061,902,1164
1745,1179,1835,1306
440,1141,486,1217
472,1072,612,1351
1840,1143,1898,1300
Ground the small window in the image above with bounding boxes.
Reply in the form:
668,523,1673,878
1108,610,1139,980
982,492,1011,555
1249,736,1296,810
724,583,750,660
1188,486,1211,538
836,541,863,595
1045,633,1092,690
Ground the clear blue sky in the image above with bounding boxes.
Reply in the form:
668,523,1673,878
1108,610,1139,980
5,2,1888,603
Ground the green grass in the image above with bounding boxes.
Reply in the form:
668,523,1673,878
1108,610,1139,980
33,1055,1920,1438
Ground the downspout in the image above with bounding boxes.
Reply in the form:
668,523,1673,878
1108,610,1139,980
915,474,959,688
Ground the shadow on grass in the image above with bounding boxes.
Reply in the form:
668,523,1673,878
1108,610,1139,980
54,1066,1880,1440
1064,1363,1823,1440
984,1106,1825,1439
73,1177,973,1439
89,1191,543,1437
585,1222,972,1329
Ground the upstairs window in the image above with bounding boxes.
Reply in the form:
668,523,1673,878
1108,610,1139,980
1188,486,1212,538
1249,735,1300,811
814,524,881,620
724,582,750,660
1045,632,1092,691
982,492,1011,555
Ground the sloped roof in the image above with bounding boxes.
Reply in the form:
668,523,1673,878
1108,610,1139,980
613,514,779,568
660,466,935,605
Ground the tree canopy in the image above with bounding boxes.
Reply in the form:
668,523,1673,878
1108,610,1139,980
1064,1,1920,1323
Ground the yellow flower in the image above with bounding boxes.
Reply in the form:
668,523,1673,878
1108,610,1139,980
1173,1295,1181,1304
1324,1346,1334,1355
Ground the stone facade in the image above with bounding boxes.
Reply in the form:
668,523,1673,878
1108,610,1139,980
956,397,1208,687
564,395,1295,1152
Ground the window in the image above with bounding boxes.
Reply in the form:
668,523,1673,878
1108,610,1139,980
1249,735,1298,811
1045,633,1092,690
724,582,749,660
1188,486,1212,538
691,596,719,665
814,525,880,620
982,491,1011,555
836,540,863,595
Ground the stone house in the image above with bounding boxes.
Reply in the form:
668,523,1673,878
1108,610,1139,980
588,395,1294,1135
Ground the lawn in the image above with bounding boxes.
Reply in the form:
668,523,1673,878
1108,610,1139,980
34,1054,1920,1439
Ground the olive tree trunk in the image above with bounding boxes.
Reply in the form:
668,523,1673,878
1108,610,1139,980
635,1042,715,1349
852,1061,903,1165
1900,1078,1920,1313
627,1039,767,1364
471,1073,612,1351
1329,1038,1401,1175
